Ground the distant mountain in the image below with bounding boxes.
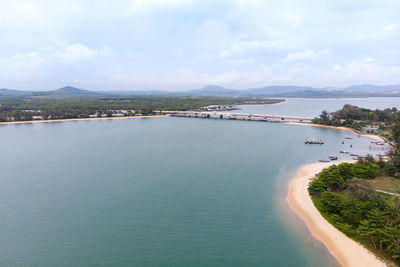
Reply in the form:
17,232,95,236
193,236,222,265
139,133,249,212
344,84,400,92
184,85,239,96
0,88,32,96
1,84,400,98
53,86,96,95
244,85,322,95
267,90,370,98
98,90,173,96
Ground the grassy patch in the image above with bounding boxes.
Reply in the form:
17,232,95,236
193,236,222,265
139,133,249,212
370,176,400,194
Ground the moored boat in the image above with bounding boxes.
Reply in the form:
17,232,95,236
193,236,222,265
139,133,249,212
304,138,324,144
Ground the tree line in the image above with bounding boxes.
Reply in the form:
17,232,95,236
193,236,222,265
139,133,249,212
0,95,282,122
312,104,399,137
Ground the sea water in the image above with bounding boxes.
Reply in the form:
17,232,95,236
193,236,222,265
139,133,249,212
0,115,383,266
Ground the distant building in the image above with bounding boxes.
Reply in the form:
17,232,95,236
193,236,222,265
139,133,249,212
23,109,41,113
362,125,379,133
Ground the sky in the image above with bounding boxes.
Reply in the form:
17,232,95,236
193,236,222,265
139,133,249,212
0,0,400,91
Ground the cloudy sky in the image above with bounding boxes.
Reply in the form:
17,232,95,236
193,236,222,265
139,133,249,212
1,0,400,91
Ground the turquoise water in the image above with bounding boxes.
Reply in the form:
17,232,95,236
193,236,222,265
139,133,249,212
0,117,382,266
237,97,400,117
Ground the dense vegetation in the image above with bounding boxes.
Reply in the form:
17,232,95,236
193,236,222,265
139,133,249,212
309,159,400,263
309,106,400,264
313,105,400,173
310,160,400,263
312,104,400,139
0,94,282,122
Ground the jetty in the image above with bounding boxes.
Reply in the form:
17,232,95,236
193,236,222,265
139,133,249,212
161,111,313,123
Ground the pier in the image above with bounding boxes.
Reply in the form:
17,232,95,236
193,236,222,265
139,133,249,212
161,111,314,123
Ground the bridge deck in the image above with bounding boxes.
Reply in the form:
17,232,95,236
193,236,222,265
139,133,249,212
161,111,314,122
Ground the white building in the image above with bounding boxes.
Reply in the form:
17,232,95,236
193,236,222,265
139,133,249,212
362,125,379,133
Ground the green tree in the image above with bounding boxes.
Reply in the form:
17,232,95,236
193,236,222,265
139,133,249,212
319,110,330,125
319,192,343,214
308,178,327,195
352,162,379,179
338,163,354,181
346,178,373,201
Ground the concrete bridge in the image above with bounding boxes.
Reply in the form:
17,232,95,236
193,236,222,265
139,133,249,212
161,111,314,123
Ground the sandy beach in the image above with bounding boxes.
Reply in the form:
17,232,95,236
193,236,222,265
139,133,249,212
286,122,386,142
0,115,169,126
287,161,387,267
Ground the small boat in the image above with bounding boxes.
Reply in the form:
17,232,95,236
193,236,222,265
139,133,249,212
345,137,353,139
350,154,358,157
329,156,338,160
319,159,330,162
304,138,324,144
340,150,349,154
342,141,344,144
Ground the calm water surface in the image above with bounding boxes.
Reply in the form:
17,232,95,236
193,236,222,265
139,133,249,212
0,114,384,266
237,97,400,117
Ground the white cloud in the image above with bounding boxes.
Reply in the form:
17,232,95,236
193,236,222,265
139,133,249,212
226,57,255,65
218,50,230,58
383,23,397,33
106,59,400,91
230,38,303,54
56,44,97,62
333,64,342,70
0,43,115,89
285,14,302,28
362,57,376,63
12,51,40,60
285,49,330,62
1,0,400,90
129,0,196,13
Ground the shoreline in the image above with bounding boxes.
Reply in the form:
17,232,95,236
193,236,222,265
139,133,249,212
286,121,386,142
287,161,387,267
0,114,389,144
0,115,169,126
